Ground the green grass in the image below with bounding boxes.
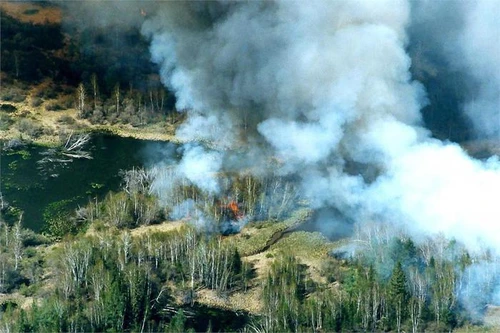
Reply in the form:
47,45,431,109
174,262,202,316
269,231,332,259
454,325,493,332
236,220,289,256
236,208,312,256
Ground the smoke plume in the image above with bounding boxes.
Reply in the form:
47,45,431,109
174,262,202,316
138,0,500,254
62,0,500,313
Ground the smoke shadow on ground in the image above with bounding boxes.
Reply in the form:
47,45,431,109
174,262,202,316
295,207,354,241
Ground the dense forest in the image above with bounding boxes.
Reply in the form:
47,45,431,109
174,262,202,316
1,165,498,332
0,6,176,132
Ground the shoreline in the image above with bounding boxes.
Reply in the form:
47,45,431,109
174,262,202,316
1,98,182,147
1,125,182,148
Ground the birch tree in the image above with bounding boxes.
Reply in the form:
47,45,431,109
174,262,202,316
77,83,86,118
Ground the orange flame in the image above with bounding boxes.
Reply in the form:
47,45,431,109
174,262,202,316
222,200,243,220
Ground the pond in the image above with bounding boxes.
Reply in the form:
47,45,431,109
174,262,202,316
0,134,178,231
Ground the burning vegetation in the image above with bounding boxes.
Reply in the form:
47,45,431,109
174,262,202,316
221,200,244,221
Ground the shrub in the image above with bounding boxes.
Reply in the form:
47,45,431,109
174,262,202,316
22,229,51,247
0,89,14,101
108,113,119,125
3,269,30,293
35,86,57,99
43,126,55,136
103,192,133,228
0,87,27,102
130,115,142,127
0,113,14,130
57,115,76,125
17,119,43,138
61,98,74,109
0,104,17,113
11,94,27,103
89,108,105,124
30,97,43,107
45,102,64,111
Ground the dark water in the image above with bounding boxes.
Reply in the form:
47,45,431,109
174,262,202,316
0,134,177,231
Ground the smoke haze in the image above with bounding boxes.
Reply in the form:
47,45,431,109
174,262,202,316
409,0,500,139
61,0,500,312
139,0,500,254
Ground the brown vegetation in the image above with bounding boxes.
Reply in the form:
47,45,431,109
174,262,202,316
0,2,61,25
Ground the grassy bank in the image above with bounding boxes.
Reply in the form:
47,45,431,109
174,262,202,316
0,85,181,147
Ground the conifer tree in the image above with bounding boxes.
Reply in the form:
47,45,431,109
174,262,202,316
389,261,408,332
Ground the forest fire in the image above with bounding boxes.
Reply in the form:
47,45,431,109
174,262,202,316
221,200,244,221
1,0,500,331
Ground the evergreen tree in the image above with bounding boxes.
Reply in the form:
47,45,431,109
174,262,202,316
389,261,408,332
102,279,126,331
166,309,186,333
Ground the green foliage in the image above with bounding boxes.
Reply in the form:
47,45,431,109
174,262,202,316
0,221,250,332
262,254,306,332
389,262,408,301
388,261,409,331
91,182,104,189
0,162,488,333
102,192,133,228
0,209,492,333
0,104,18,113
0,87,27,103
0,113,14,131
102,280,126,331
165,310,187,333
43,198,80,239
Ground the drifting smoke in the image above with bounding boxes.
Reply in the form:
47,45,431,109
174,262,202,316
139,0,500,254
456,0,500,139
409,0,500,139
63,0,500,313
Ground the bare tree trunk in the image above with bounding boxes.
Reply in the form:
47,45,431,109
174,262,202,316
91,73,99,110
13,214,23,271
114,84,121,114
77,83,86,118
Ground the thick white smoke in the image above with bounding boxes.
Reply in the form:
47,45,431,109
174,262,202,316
54,0,500,317
411,0,500,139
140,0,500,257
455,0,500,138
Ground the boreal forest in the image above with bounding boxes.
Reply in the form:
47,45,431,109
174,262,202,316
1,1,500,332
